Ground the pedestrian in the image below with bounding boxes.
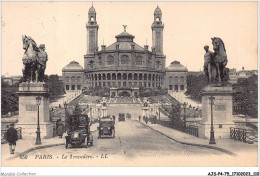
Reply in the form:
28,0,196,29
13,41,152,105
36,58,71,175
138,116,141,121
56,119,64,138
6,123,18,154
145,117,148,124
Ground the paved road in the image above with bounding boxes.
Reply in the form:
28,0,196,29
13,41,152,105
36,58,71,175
25,120,223,162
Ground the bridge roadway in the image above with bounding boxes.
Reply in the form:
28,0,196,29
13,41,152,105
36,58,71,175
25,120,226,166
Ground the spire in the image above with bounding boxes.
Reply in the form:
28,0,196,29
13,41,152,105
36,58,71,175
88,3,96,14
154,5,162,15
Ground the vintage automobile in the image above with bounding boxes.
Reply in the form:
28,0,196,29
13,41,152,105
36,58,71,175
149,115,157,124
126,113,131,120
118,113,125,122
97,118,115,138
65,114,93,149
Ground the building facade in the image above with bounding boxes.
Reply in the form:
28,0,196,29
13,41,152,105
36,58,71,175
165,61,188,92
62,61,84,91
229,67,258,84
62,5,188,93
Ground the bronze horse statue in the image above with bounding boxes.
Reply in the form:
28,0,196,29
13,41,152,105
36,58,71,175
22,35,48,82
204,37,228,83
212,37,228,82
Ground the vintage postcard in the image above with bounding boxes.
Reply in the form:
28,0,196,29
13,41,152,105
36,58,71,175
1,1,258,170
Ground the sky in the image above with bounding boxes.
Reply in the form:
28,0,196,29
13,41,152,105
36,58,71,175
1,1,258,76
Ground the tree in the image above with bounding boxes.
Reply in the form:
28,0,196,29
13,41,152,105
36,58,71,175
1,78,19,115
168,104,182,128
45,74,66,102
185,74,208,101
233,75,258,117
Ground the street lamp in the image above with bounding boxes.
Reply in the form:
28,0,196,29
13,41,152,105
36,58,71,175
209,95,216,144
183,102,188,131
64,102,68,131
35,96,42,145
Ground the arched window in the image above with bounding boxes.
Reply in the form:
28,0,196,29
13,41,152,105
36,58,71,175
89,60,94,69
169,76,173,83
102,73,106,80
121,55,130,65
174,76,178,83
71,76,75,82
117,73,121,80
180,76,185,83
156,61,161,69
107,73,111,80
144,73,147,80
139,73,143,80
135,56,142,65
123,73,127,80
106,55,114,65
128,73,132,80
65,76,69,82
148,74,151,81
134,73,138,80
112,73,116,80
76,76,81,83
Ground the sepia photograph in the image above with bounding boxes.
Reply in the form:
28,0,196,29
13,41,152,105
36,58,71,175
1,0,258,173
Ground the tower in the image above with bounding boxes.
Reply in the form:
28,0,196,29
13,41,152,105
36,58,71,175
86,5,99,54
151,6,164,55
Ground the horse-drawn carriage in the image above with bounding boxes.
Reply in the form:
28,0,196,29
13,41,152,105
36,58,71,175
65,114,93,149
97,118,115,138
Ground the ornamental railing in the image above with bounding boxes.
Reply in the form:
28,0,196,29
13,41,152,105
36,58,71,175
230,127,246,143
1,127,22,144
158,120,199,137
185,125,199,137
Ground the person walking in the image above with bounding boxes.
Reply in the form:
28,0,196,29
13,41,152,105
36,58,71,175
56,119,64,138
6,123,18,154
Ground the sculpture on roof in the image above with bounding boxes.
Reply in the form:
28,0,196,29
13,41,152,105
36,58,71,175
22,35,48,82
203,37,229,84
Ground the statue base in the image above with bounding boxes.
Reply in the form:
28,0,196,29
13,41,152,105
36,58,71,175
199,85,235,139
17,82,53,139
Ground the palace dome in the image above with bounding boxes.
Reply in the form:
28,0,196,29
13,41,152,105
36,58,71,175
166,61,188,72
62,61,83,72
105,30,144,51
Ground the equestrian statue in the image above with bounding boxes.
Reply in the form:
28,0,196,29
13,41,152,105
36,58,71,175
203,37,229,84
22,35,48,82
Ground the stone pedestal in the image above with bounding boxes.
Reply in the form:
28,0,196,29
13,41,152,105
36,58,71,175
17,82,53,139
199,85,235,139
142,107,149,117
101,106,108,118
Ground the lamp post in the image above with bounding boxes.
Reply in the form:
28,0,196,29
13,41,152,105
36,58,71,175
209,95,216,144
64,102,68,131
35,96,42,145
183,102,187,131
